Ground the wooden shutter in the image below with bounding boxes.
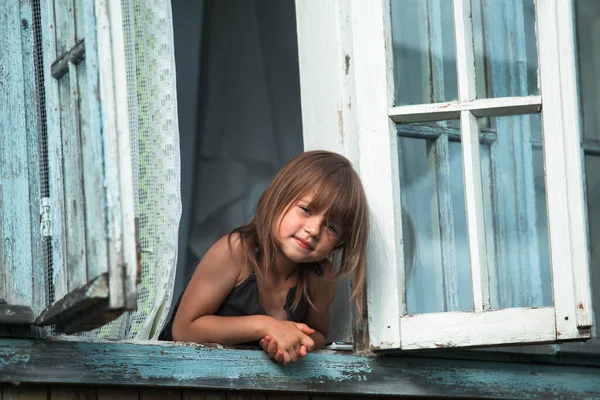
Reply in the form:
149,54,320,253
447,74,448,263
33,0,137,334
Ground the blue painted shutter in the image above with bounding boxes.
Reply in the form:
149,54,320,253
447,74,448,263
30,0,137,334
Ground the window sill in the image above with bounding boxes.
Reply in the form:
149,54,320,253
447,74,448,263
1,337,600,398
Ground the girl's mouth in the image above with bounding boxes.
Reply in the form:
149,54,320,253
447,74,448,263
294,237,311,250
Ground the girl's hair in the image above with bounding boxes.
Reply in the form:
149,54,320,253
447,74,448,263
230,150,369,316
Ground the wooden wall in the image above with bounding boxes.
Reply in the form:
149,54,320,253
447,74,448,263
0,385,394,400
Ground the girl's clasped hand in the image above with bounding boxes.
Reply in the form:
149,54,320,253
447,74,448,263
160,150,369,365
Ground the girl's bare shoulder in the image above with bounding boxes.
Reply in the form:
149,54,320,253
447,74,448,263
199,234,247,275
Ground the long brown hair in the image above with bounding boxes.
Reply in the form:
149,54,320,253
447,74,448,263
229,150,369,316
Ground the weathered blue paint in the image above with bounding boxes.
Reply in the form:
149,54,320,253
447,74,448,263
80,0,109,281
20,0,46,318
0,0,34,305
1,339,600,398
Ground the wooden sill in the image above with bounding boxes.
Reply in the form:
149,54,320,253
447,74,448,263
1,337,600,398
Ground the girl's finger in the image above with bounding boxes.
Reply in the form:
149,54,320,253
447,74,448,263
275,350,284,364
267,339,278,357
283,351,292,366
299,345,308,357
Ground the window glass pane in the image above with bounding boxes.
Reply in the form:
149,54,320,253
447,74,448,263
472,0,539,99
575,1,600,142
480,114,552,309
398,122,472,314
390,0,457,106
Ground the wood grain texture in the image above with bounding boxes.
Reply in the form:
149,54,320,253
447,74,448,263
96,387,137,400
0,0,34,307
181,390,226,400
2,339,600,398
536,0,588,341
139,388,181,400
50,385,96,400
2,385,47,400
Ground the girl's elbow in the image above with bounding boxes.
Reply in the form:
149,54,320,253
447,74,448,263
171,315,194,342
171,319,185,341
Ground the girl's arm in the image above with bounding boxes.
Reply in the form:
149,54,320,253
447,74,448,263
172,234,265,344
172,235,315,349
303,259,339,350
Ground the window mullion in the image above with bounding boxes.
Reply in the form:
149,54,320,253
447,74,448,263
389,96,542,123
454,0,489,312
555,0,593,330
460,111,489,312
431,135,458,311
428,0,446,103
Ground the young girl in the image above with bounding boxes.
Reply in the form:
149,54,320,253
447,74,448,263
159,150,369,365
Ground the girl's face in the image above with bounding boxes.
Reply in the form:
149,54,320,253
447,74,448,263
274,192,343,264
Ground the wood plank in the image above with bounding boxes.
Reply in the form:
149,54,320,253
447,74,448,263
3,338,600,398
400,307,555,349
350,0,404,350
51,385,96,400
19,0,46,323
42,0,69,307
139,388,181,400
96,387,137,400
77,48,107,282
94,0,135,311
34,273,108,326
555,0,594,330
181,390,226,400
60,60,87,293
0,304,34,324
228,394,264,400
460,112,489,312
293,0,357,343
388,96,542,123
2,384,47,400
536,0,588,340
434,135,458,311
54,0,76,56
50,39,85,79
0,0,34,308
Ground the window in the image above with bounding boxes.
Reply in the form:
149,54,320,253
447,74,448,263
1,0,137,333
296,0,593,350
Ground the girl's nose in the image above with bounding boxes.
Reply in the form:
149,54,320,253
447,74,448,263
305,219,321,238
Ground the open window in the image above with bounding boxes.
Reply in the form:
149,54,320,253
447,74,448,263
0,0,136,334
296,0,593,350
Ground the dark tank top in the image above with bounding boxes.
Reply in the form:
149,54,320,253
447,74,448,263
159,263,323,341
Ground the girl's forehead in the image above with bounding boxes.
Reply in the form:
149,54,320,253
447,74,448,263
299,188,336,212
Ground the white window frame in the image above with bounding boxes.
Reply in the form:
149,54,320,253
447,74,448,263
295,0,592,350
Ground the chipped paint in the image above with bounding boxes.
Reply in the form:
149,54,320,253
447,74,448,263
344,54,350,75
3,339,600,398
77,342,372,384
0,1,34,306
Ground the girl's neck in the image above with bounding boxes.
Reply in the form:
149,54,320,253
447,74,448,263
269,247,297,283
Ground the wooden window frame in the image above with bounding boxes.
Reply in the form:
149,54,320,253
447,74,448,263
296,0,593,351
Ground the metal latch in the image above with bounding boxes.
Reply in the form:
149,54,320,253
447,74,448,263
40,197,51,237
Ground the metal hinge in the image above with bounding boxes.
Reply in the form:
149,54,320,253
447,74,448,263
40,197,51,237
